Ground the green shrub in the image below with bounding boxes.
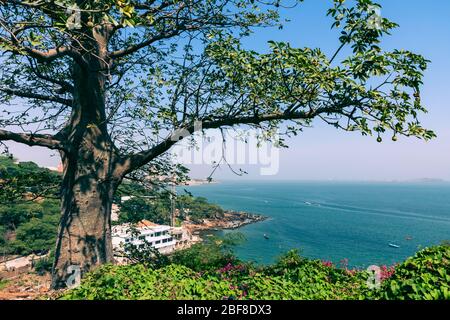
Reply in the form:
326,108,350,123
376,245,450,300
62,245,450,300
33,252,55,275
170,234,244,272
0,279,9,290
12,216,58,255
62,264,244,300
0,199,60,255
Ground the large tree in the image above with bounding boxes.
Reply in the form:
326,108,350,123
0,0,434,288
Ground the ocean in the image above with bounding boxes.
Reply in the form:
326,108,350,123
181,181,450,268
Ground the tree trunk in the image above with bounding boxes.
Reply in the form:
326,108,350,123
50,33,121,288
47,23,132,288
51,139,120,289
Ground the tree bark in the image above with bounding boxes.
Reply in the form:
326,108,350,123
50,31,121,288
51,148,118,289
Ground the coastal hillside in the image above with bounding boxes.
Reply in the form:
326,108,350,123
62,244,450,300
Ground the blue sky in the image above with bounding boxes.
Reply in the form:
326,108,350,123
6,0,450,181
188,0,450,181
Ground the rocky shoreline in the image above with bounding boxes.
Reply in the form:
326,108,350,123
183,211,267,234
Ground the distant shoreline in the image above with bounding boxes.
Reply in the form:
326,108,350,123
183,211,267,235
183,179,219,186
183,179,449,185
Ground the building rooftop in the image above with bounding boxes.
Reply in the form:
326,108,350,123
136,220,160,228
112,220,171,238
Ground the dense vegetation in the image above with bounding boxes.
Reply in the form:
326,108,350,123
62,240,450,300
0,199,60,256
117,189,225,225
378,246,450,300
0,157,60,256
0,157,61,204
177,196,225,223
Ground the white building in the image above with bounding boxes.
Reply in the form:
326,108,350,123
111,203,120,222
112,220,177,256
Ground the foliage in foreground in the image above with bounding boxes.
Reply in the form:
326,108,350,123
378,246,450,300
170,233,246,272
62,245,450,300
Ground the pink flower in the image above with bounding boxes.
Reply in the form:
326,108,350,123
322,260,334,268
345,268,357,276
217,263,247,274
379,265,395,281
217,263,234,273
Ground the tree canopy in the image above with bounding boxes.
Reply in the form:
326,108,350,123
0,0,434,170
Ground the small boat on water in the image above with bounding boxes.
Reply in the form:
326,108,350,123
264,234,269,240
305,201,312,205
388,243,400,248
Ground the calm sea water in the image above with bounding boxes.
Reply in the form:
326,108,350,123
182,181,450,268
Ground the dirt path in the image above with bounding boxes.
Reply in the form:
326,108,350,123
0,273,53,300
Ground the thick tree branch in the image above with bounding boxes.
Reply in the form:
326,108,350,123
26,46,87,66
0,86,73,106
0,33,81,62
116,106,338,176
0,129,65,150
0,20,86,67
